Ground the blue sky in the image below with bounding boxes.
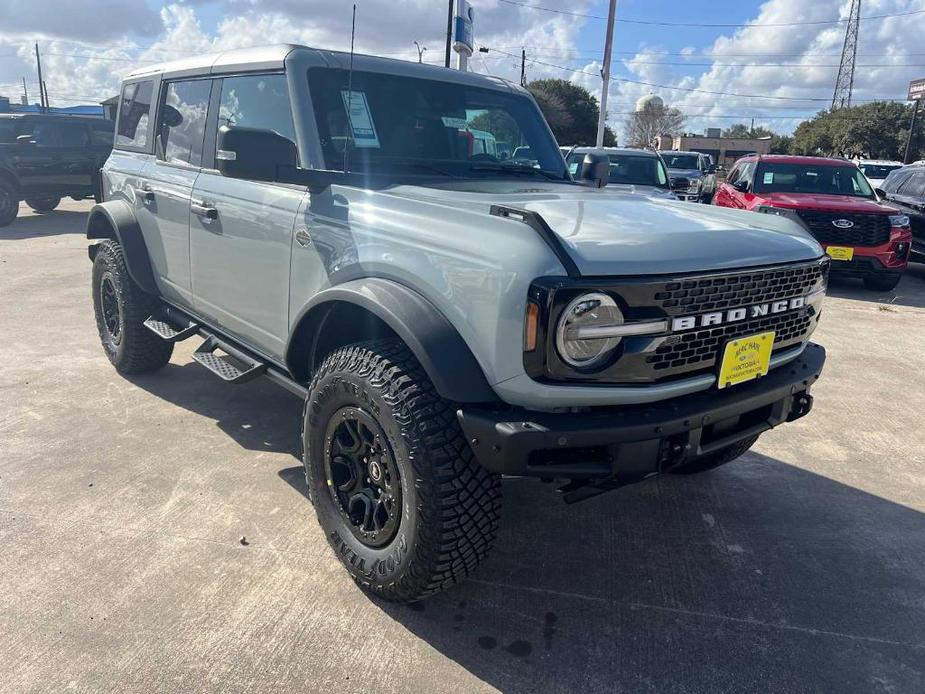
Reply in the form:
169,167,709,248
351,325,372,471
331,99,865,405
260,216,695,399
1,0,923,137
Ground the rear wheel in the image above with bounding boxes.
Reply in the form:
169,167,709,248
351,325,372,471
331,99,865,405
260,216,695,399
669,435,759,475
304,339,502,602
863,273,901,292
25,196,60,212
0,180,17,227
91,240,173,373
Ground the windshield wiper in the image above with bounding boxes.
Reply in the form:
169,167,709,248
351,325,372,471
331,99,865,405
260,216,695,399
468,163,566,181
385,159,459,178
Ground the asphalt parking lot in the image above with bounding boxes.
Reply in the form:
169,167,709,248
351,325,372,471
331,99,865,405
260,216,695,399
2,199,924,693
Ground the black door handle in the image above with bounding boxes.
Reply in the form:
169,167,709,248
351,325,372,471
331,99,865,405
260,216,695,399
191,201,218,220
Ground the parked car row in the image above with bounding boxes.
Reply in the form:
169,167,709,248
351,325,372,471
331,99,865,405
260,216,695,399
0,113,114,226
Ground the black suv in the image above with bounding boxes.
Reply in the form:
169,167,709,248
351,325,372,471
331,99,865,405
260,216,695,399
0,114,114,226
879,163,925,262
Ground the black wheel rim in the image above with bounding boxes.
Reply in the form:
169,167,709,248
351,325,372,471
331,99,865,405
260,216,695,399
323,407,402,548
99,274,122,345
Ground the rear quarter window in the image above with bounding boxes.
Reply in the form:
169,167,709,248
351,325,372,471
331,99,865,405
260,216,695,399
116,80,154,150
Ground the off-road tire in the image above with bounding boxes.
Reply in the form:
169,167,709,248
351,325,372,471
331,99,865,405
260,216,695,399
91,240,173,373
303,339,502,602
670,434,760,475
0,180,17,227
25,196,60,212
863,273,901,292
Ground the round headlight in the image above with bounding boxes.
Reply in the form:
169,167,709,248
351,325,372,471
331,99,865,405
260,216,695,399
555,292,623,369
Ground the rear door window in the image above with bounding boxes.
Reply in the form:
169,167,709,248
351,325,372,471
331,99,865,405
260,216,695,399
57,122,90,147
90,121,114,147
116,80,154,149
159,79,212,166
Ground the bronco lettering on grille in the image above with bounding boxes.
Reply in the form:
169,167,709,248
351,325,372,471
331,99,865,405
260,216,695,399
671,296,805,332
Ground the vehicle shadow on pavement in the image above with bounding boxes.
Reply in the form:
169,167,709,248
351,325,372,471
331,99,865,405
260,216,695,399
1,209,89,240
372,454,925,693
827,264,925,309
128,362,303,458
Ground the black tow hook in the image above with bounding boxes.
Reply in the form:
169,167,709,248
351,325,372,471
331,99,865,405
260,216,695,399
787,392,814,422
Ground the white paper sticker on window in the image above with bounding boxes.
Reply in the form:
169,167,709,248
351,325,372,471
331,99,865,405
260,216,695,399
441,116,469,129
341,90,380,148
763,172,774,184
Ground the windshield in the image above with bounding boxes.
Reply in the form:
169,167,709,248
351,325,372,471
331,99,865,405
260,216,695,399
859,164,901,179
753,163,875,198
661,153,700,170
566,152,669,188
307,68,567,181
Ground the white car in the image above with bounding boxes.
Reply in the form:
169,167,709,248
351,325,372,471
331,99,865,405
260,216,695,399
857,159,904,189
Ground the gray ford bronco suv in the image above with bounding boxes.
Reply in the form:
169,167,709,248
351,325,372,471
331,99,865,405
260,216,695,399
88,45,827,602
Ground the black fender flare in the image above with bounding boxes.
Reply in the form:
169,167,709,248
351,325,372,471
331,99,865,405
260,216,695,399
287,278,498,403
86,200,158,294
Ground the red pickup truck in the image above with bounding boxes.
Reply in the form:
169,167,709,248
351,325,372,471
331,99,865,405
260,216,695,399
713,155,912,291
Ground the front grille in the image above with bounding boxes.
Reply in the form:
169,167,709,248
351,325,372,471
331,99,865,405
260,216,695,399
794,210,891,247
646,311,813,372
649,263,824,315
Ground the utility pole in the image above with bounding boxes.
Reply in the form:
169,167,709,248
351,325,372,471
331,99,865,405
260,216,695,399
595,0,618,147
43,81,50,108
21,77,28,106
832,0,861,109
444,0,454,68
34,42,46,111
904,99,921,164
520,48,526,87
414,41,426,63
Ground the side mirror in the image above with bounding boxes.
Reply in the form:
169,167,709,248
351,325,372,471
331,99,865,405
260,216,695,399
578,152,609,188
161,104,183,128
216,125,297,182
670,176,690,192
875,187,887,199
732,180,749,193
707,164,717,174
16,134,35,145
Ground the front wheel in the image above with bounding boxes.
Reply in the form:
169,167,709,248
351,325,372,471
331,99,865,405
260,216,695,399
25,196,60,212
304,339,502,602
669,435,759,475
863,273,901,292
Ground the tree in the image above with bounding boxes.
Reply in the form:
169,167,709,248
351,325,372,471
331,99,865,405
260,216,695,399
526,79,616,146
624,101,684,148
722,123,774,139
769,134,793,154
791,102,921,159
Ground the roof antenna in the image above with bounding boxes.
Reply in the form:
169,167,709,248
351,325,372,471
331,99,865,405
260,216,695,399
343,3,357,174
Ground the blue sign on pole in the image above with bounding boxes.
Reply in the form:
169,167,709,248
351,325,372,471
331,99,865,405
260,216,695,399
453,3,474,56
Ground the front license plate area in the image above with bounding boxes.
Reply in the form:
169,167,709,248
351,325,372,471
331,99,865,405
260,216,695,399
826,245,854,261
717,331,775,389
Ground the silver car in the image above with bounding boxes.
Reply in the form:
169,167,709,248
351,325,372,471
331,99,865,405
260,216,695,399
88,44,828,602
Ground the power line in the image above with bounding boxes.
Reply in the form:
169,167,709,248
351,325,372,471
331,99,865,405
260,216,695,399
488,47,907,103
497,0,925,28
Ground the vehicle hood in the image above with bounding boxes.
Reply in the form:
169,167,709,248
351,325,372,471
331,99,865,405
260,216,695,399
605,183,674,198
382,183,822,276
667,167,702,179
760,191,896,214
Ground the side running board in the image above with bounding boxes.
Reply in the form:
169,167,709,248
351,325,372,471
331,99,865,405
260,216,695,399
144,307,199,343
192,336,268,384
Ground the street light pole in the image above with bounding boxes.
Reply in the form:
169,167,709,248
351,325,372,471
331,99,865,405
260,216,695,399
444,0,454,68
904,99,921,164
595,0,618,147
414,41,426,63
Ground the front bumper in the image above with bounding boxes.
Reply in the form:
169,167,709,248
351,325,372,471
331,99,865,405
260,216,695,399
824,228,912,276
459,342,825,481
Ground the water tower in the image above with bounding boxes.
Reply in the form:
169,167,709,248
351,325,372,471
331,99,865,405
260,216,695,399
635,94,664,112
